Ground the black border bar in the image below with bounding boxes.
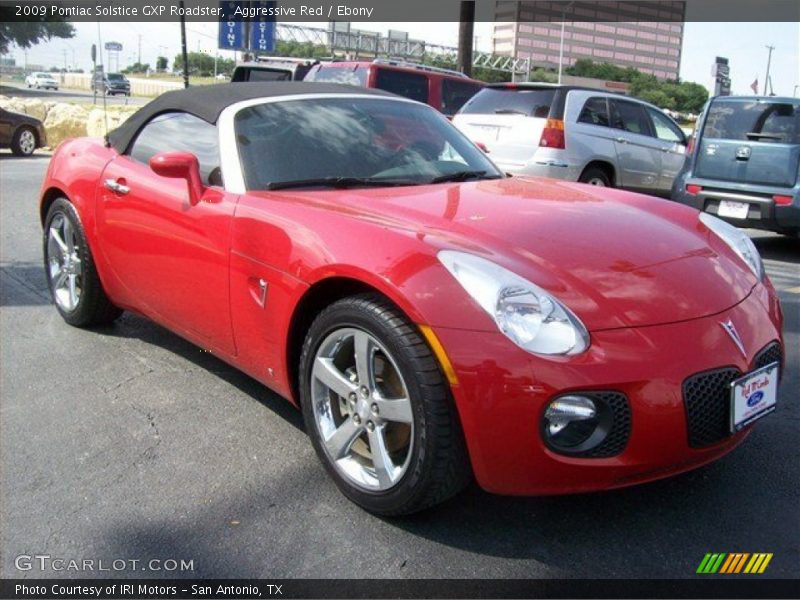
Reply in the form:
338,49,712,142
2,579,800,599
0,0,799,23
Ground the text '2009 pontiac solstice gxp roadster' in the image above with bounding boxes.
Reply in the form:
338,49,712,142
40,83,784,515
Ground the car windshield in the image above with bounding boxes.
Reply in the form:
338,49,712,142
233,97,502,190
704,100,800,144
107,73,125,81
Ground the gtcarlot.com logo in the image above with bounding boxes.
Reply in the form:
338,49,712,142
697,553,773,574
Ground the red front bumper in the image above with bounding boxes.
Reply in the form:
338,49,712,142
433,282,784,495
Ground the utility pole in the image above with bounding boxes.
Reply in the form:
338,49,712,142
457,1,475,77
179,0,189,88
763,44,774,96
63,49,68,71
137,34,142,65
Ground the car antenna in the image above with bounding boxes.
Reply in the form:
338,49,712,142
97,23,109,141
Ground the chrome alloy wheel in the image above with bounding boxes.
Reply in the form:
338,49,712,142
311,328,414,491
18,129,36,155
46,213,83,312
586,177,607,186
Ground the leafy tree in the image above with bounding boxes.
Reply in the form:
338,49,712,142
567,59,708,113
122,62,150,74
0,20,74,54
156,56,168,72
173,52,235,77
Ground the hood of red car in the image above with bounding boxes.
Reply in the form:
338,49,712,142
267,177,759,331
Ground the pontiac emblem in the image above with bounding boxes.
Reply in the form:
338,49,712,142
720,319,747,358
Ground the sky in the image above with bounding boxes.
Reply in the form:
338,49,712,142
5,20,799,97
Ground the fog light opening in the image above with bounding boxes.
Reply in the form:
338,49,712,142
543,395,612,454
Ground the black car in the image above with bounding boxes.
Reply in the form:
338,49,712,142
0,108,46,156
93,72,131,96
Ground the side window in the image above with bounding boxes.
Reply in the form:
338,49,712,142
441,79,482,116
374,68,429,104
646,107,685,143
578,97,610,127
129,112,221,186
611,100,653,137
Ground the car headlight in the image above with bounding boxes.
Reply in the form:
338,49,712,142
438,250,589,356
699,213,764,280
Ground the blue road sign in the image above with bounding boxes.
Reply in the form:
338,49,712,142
249,1,276,53
218,1,246,51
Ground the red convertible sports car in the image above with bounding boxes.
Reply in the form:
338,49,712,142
40,83,784,515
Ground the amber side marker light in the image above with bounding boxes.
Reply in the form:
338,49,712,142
418,325,459,386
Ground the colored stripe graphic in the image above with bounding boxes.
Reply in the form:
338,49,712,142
697,553,727,573
720,553,749,573
744,553,774,574
699,553,773,574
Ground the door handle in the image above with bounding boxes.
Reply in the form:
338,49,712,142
104,178,130,195
615,137,627,144
661,147,671,152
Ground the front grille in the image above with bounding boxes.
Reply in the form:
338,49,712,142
683,341,783,448
754,342,783,371
683,367,741,448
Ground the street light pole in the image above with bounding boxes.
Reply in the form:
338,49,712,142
557,1,574,85
179,0,190,88
763,44,774,96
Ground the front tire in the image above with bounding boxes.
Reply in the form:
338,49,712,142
299,294,471,515
43,198,122,327
10,126,37,156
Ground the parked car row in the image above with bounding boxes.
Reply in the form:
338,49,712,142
452,85,798,236
233,57,485,118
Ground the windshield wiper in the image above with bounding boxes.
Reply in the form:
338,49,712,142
266,177,418,191
429,170,502,184
745,132,783,140
494,108,528,115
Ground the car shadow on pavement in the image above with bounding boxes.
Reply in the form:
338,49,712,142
93,311,305,433
749,232,799,263
0,262,51,306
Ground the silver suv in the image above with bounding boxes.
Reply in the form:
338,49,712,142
453,83,688,197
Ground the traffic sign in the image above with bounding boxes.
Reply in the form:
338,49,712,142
249,1,276,53
219,1,247,50
104,41,122,52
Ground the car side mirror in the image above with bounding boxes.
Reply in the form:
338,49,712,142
149,151,205,205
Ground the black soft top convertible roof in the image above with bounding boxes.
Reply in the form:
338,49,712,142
106,82,397,153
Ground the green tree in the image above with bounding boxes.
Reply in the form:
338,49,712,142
0,20,75,54
122,62,150,74
567,59,708,113
156,56,168,72
173,52,234,77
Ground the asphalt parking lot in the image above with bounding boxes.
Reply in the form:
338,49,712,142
1,152,798,579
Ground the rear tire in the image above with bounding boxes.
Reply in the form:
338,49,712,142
579,166,612,187
43,198,123,327
298,293,471,515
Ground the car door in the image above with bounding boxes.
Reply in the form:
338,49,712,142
96,111,238,355
0,109,13,146
609,99,663,193
645,106,688,194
